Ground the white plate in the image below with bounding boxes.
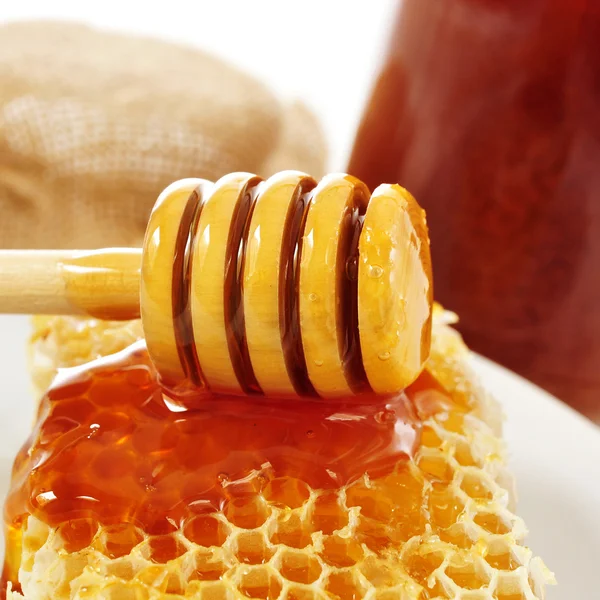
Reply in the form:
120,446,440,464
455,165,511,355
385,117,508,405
0,314,598,599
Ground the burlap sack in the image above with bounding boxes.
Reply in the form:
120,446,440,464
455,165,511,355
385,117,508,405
0,21,327,249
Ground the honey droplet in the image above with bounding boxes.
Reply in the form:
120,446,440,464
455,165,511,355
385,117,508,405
314,359,324,367
368,264,384,278
378,351,391,361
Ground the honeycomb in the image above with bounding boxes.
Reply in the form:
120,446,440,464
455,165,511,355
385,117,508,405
4,308,555,599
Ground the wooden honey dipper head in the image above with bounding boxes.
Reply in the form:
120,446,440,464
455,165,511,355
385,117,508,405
140,171,433,399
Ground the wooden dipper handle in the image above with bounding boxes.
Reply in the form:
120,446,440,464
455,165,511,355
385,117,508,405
0,248,141,320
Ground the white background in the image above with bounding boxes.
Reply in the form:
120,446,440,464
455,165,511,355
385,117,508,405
1,2,600,599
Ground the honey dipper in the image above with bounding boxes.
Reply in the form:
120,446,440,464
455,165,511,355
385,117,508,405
0,171,433,398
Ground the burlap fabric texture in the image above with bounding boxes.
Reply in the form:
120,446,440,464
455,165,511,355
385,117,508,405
0,21,327,249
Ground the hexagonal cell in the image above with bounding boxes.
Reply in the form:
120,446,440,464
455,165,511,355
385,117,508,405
420,425,443,448
416,453,454,483
435,411,466,435
493,573,529,600
191,581,235,600
453,440,478,467
428,484,465,530
473,511,511,535
101,581,151,600
263,477,311,509
310,491,348,534
56,517,98,553
270,512,312,549
237,566,282,599
183,515,230,547
402,549,444,587
355,517,391,554
279,549,322,584
438,523,474,550
460,472,493,500
188,549,227,581
485,550,521,571
224,495,271,529
96,523,144,559
104,557,135,581
359,555,401,588
346,479,392,522
234,530,274,565
320,535,363,567
444,559,491,590
146,534,187,564
135,564,170,591
283,586,319,600
164,571,185,594
325,570,366,599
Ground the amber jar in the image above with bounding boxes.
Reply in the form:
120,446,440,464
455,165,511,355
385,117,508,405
348,0,600,419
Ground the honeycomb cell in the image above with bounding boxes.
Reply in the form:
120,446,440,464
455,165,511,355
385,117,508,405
359,556,401,588
346,479,392,522
416,454,454,483
146,535,187,563
237,566,282,599
225,496,271,529
104,557,135,581
164,571,185,594
263,477,311,509
320,535,363,567
438,524,474,550
473,511,511,535
270,512,312,549
444,560,491,590
324,570,366,599
453,440,478,467
485,550,521,571
102,581,151,600
279,549,322,584
188,550,227,581
191,580,235,600
428,484,465,530
234,531,273,565
460,473,493,500
97,523,144,559
135,565,170,591
355,517,391,554
310,492,348,534
435,411,466,435
402,550,444,587
183,515,230,547
283,586,321,600
56,518,98,553
420,425,443,448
